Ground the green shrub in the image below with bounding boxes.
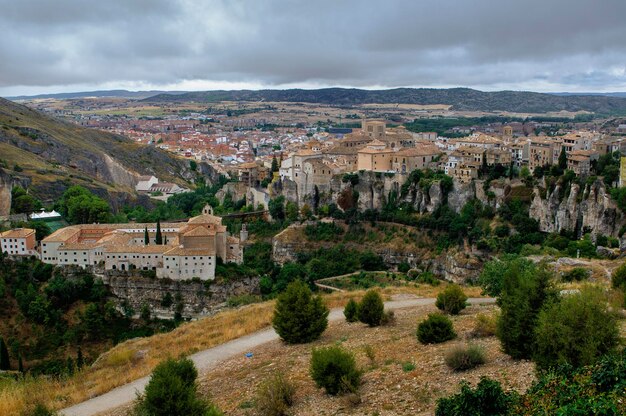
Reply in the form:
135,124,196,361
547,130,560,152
133,357,222,416
24,404,58,416
533,288,620,371
611,262,626,289
435,377,519,416
436,284,468,315
272,280,329,344
343,298,359,323
310,345,362,395
398,262,411,273
415,271,440,286
358,290,384,326
256,372,295,416
417,313,456,344
471,313,497,338
445,344,486,372
562,267,588,282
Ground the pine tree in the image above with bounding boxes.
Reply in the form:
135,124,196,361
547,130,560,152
0,336,10,370
144,227,149,245
272,280,329,344
155,219,163,245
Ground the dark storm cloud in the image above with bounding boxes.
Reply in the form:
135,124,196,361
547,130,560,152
1,0,626,94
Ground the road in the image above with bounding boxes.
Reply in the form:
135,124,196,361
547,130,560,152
61,297,495,416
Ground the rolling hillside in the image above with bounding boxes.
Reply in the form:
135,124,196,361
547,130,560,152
0,97,208,207
142,87,626,114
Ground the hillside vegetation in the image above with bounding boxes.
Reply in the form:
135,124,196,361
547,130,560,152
141,87,626,114
0,97,202,203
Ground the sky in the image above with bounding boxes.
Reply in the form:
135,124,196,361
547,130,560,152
1,0,626,96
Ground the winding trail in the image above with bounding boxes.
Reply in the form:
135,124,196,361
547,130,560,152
61,296,495,416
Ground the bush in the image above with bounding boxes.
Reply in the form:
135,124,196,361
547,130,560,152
436,284,468,315
398,262,411,273
445,344,486,371
471,313,497,338
272,280,329,344
435,377,519,416
533,288,620,371
134,357,222,416
256,372,295,416
417,313,456,344
611,263,626,289
358,290,384,326
25,404,58,416
562,267,588,282
310,345,362,395
380,309,396,326
343,298,359,323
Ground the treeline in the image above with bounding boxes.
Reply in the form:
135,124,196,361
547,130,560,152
0,255,176,377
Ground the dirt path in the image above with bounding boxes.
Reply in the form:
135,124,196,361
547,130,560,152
60,296,495,416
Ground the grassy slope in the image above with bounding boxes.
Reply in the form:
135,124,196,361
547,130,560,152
0,97,193,201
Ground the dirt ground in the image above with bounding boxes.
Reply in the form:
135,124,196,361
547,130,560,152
197,302,534,416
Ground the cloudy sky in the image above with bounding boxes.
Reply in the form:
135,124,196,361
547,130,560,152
1,0,626,96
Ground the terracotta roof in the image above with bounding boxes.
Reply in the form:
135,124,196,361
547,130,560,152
164,247,216,256
43,226,81,243
0,228,36,239
187,214,222,225
106,245,172,254
184,226,215,237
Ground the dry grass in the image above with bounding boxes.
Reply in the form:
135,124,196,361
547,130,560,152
0,285,488,416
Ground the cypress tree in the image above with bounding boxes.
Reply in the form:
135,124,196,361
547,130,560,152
155,219,163,245
0,336,10,370
18,352,23,374
271,156,279,173
77,347,84,369
558,146,567,170
144,227,149,245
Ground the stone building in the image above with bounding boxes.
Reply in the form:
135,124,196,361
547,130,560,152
41,207,243,280
0,228,38,257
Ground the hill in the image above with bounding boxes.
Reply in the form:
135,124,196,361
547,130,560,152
5,90,188,100
141,87,626,114
0,97,213,209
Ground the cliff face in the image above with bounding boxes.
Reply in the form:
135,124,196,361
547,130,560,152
529,179,624,237
103,273,260,318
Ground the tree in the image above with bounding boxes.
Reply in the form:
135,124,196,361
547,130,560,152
134,357,222,416
533,288,620,371
436,284,468,315
77,347,84,369
558,146,567,171
478,255,535,298
18,352,24,374
343,298,359,323
155,219,163,245
144,227,149,245
272,280,329,344
285,201,299,222
0,336,10,370
313,185,320,214
497,264,556,360
358,290,384,326
271,156,279,173
268,196,286,221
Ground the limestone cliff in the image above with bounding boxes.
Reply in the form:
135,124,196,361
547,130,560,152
529,179,624,237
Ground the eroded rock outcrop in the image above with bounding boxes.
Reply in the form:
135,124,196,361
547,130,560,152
529,179,624,237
